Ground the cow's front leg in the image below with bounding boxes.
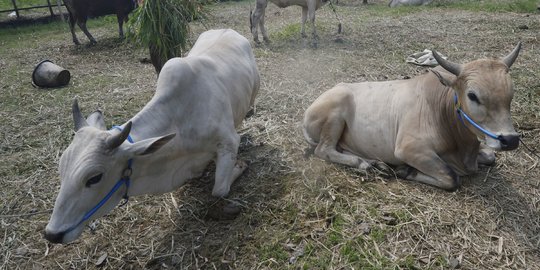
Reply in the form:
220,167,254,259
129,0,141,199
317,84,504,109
394,147,460,191
77,20,97,45
301,7,308,38
212,133,242,197
117,14,125,39
307,2,318,40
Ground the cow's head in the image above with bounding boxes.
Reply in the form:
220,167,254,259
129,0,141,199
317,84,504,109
44,100,174,244
433,43,521,151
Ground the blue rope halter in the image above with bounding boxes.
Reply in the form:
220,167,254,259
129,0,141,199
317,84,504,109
454,94,500,140
64,125,134,234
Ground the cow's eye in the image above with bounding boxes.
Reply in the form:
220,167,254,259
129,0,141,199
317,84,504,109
467,92,480,104
86,174,103,187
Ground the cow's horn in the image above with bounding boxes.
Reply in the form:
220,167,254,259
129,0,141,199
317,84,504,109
72,99,89,131
501,42,521,69
106,121,132,150
433,50,462,76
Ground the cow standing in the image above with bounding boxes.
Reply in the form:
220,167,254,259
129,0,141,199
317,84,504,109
63,0,137,45
250,0,329,44
303,44,521,191
44,29,260,244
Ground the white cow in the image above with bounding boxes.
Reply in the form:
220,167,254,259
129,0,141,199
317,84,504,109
303,44,521,191
388,0,433,7
44,29,260,244
250,0,329,44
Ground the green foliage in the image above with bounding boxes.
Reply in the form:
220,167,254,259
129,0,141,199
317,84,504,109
259,242,289,262
270,23,302,41
127,0,204,69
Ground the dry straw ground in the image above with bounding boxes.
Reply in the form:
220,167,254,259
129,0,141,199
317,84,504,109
1,0,539,269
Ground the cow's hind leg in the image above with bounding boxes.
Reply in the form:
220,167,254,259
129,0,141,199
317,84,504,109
77,20,97,44
212,133,244,197
117,14,126,39
314,116,374,170
259,6,270,43
301,7,308,38
251,0,268,43
68,14,80,45
307,0,318,46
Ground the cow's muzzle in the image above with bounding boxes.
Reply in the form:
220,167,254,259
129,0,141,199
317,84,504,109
44,230,66,244
499,134,519,151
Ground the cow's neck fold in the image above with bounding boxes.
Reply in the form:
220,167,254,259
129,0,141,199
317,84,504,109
117,107,188,197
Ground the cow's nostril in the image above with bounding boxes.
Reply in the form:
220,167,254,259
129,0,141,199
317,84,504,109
44,230,65,244
499,135,519,151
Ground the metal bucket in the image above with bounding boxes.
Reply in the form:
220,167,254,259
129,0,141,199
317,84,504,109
32,60,71,88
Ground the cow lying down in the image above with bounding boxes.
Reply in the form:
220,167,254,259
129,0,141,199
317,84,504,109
303,44,522,191
44,29,260,244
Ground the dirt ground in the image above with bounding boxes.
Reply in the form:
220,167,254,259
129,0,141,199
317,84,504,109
1,0,539,269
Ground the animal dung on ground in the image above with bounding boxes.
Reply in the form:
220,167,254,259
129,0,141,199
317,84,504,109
32,60,70,88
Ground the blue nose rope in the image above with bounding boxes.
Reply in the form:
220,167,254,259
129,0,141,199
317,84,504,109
64,125,134,234
454,94,501,140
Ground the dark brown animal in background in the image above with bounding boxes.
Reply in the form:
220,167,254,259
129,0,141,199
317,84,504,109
63,0,137,45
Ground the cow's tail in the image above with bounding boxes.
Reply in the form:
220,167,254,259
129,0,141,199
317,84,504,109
327,0,342,34
249,8,253,32
302,126,317,158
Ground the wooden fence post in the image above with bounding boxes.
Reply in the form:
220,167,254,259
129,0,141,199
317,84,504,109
56,0,64,21
46,0,54,17
10,0,19,19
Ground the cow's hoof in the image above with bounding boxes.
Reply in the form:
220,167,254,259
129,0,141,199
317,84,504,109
223,202,242,216
372,161,391,173
73,40,81,46
245,108,255,118
358,159,372,170
395,165,415,179
478,148,496,166
234,160,248,175
206,201,242,220
90,40,97,45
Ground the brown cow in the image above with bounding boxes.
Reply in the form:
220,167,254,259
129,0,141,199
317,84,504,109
303,44,522,191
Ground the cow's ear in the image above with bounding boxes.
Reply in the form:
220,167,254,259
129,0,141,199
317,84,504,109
430,69,454,87
86,110,106,130
125,133,176,156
